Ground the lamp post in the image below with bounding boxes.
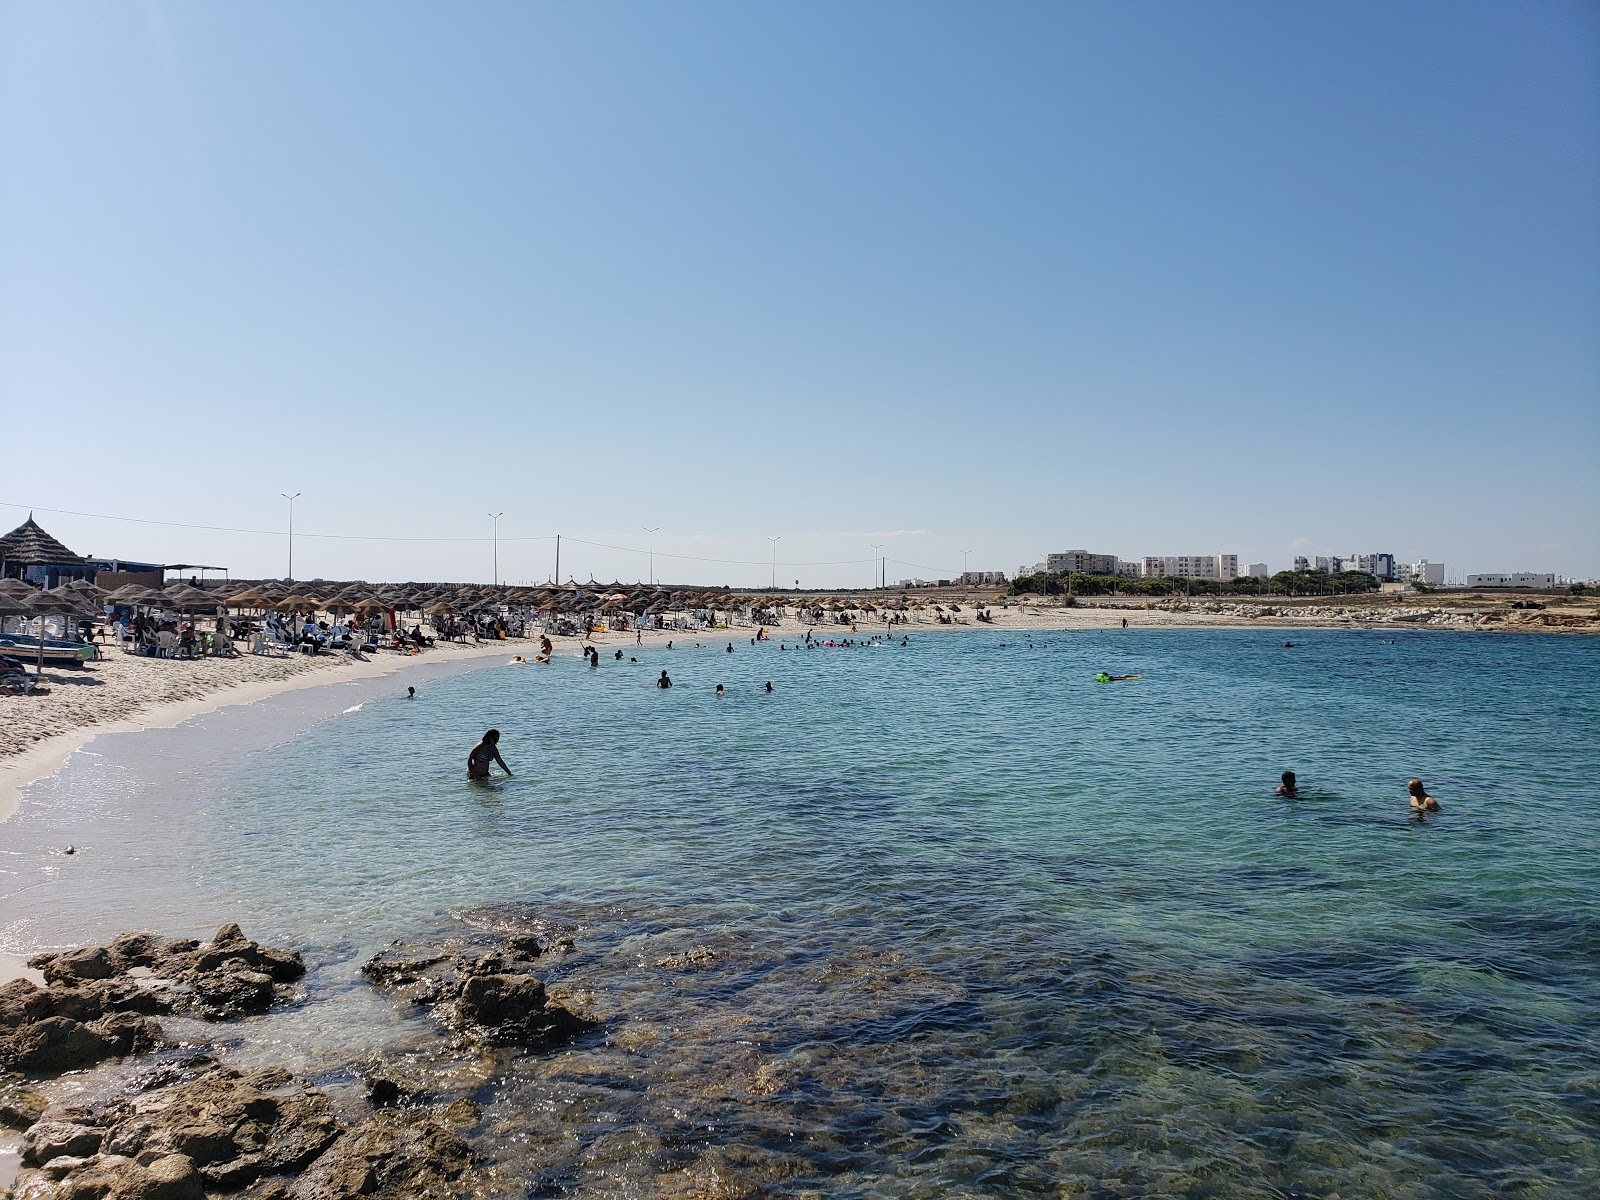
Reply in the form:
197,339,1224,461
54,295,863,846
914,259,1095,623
767,536,781,590
488,513,504,586
870,544,883,590
961,549,972,582
643,526,660,585
281,493,301,581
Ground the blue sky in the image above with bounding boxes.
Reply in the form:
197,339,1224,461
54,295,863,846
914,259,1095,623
3,1,1596,586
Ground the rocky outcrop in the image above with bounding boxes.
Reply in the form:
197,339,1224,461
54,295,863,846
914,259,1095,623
2,926,303,1084
8,1063,475,1200
362,934,595,1048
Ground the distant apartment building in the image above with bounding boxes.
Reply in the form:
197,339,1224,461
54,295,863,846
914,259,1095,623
1141,554,1239,581
956,570,1007,585
1293,556,1310,572
1394,559,1445,586
1313,556,1344,574
1343,552,1396,581
1116,561,1142,579
1465,572,1556,589
1045,550,1120,576
1245,563,1269,580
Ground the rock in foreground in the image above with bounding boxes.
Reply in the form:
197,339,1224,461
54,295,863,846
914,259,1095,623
9,1063,475,1200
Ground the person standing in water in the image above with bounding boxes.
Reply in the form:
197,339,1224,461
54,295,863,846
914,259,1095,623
407,686,416,700
1275,771,1298,796
1408,779,1440,812
656,670,672,688
467,730,512,780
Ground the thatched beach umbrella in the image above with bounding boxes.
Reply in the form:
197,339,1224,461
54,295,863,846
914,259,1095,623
20,590,95,678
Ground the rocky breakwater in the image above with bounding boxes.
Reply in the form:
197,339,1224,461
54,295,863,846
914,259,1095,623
361,932,597,1049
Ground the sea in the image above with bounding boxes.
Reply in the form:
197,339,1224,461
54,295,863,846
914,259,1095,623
3,628,1597,1198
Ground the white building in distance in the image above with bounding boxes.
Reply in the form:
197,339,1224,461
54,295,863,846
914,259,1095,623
956,570,1007,585
1466,572,1556,589
1245,563,1269,579
1141,554,1239,580
1394,560,1445,586
1045,550,1120,575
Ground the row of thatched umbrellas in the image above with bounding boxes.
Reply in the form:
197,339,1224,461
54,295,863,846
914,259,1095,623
0,576,973,676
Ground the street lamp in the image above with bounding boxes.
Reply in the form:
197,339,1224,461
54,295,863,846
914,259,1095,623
643,526,660,585
871,544,883,590
961,549,972,581
488,513,504,586
281,493,301,581
767,536,781,590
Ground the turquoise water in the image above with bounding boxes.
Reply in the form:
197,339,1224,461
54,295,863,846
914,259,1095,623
5,629,1599,1196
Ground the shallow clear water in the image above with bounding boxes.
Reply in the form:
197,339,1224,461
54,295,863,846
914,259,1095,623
4,629,1599,1197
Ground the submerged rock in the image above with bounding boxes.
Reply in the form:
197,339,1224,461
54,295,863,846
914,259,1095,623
289,1108,475,1199
363,935,597,1048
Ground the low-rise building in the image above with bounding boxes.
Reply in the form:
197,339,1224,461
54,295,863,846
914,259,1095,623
956,570,1007,585
1141,554,1239,581
1465,572,1556,589
1245,563,1269,579
1293,556,1310,572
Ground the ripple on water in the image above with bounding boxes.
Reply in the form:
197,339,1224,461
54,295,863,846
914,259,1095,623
2,629,1596,1196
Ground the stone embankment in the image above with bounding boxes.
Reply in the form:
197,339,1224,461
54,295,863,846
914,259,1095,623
2,924,588,1199
1134,600,1599,630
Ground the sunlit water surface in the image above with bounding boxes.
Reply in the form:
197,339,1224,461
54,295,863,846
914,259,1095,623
4,629,1598,1197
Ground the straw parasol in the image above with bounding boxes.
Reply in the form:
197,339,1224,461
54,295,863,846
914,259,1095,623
19,590,95,677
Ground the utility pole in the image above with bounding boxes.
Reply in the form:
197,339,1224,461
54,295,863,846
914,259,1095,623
554,534,561,586
961,549,972,582
870,544,883,590
488,513,503,587
643,526,659,585
281,493,301,581
767,536,781,590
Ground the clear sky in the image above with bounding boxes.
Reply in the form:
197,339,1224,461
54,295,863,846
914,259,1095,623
3,1,1596,586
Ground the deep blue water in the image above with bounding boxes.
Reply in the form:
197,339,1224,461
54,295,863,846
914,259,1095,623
5,628,1598,1197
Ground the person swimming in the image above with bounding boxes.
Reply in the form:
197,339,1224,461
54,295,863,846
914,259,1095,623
726,643,734,653
614,649,623,660
406,686,415,699
1408,779,1440,812
764,681,773,692
1276,771,1298,797
714,683,725,696
1095,672,1140,682
656,670,672,688
467,729,512,780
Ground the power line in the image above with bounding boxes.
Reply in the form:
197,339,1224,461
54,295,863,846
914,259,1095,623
0,501,886,569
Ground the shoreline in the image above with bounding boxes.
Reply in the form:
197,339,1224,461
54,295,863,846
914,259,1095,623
4,601,1579,827
0,639,528,825
2,601,1586,826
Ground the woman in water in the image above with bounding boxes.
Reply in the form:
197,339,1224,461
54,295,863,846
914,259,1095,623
467,730,512,780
